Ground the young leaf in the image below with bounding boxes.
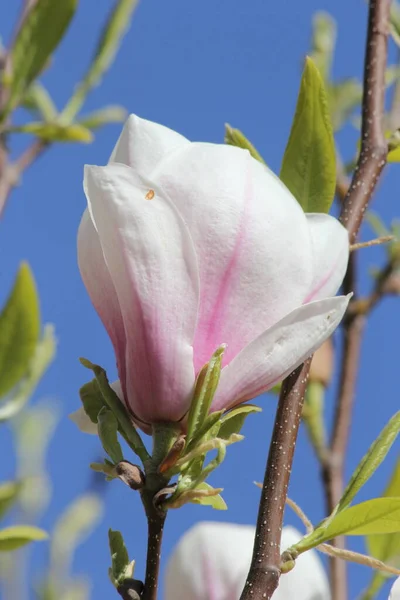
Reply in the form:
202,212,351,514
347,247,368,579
50,494,103,573
366,460,400,564
78,105,127,130
328,79,362,132
80,358,150,464
189,483,227,510
186,345,226,443
22,82,58,121
310,12,336,81
0,263,40,399
218,404,262,440
224,125,266,164
335,411,400,513
61,0,139,122
296,498,400,553
0,525,48,551
0,325,56,422
10,122,93,143
97,407,124,464
280,56,336,213
0,482,20,520
109,529,131,586
3,0,78,118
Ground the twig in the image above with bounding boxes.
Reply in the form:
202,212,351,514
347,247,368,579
239,361,311,600
140,487,167,600
0,139,48,216
323,2,390,598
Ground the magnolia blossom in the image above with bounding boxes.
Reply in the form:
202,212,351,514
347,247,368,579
165,521,330,600
390,578,400,599
77,114,350,428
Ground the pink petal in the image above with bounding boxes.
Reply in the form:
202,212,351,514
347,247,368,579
152,144,314,371
109,114,189,173
78,210,127,388
212,295,351,412
304,214,350,302
84,163,199,423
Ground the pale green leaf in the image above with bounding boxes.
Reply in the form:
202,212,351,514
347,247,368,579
391,1,400,46
97,407,124,464
224,125,265,164
78,105,127,130
3,0,78,118
108,529,131,585
280,56,336,213
310,12,336,81
22,82,58,121
61,0,139,122
328,79,362,132
0,263,40,399
186,345,225,443
189,483,227,510
336,411,400,513
218,404,262,440
0,324,56,421
367,460,400,563
296,498,400,553
51,494,103,574
10,122,93,143
0,525,48,551
0,481,20,520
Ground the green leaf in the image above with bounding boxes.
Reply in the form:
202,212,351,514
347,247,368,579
224,125,265,164
0,525,48,551
22,82,58,121
97,407,124,464
186,346,225,443
50,494,103,574
0,263,40,399
328,79,362,132
108,529,132,586
187,410,223,449
189,483,227,510
79,379,105,424
0,324,56,421
0,481,20,520
3,0,78,118
367,460,400,564
296,498,400,553
10,122,93,143
391,1,400,46
218,404,262,440
61,0,139,122
78,105,127,130
280,56,336,213
310,12,336,81
80,358,150,464
336,411,400,513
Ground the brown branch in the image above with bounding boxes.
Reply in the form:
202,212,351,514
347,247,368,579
322,2,390,598
0,139,48,216
240,361,311,600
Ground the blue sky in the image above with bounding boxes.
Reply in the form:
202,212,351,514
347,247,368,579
0,1,399,599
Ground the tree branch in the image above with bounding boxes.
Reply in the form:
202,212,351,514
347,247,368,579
239,361,311,600
323,1,390,598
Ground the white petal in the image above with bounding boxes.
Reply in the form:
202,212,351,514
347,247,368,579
390,577,400,599
152,144,313,371
164,522,330,600
109,114,190,173
84,163,199,422
213,295,351,411
304,214,350,302
69,407,98,435
78,210,127,386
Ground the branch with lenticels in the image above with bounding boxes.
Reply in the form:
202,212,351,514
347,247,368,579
240,1,390,599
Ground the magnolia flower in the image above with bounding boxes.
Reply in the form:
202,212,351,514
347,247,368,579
77,115,350,429
390,577,400,599
164,521,330,600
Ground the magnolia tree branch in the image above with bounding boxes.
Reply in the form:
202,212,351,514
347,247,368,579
240,361,311,600
323,1,390,598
